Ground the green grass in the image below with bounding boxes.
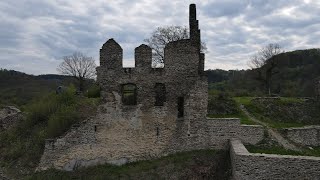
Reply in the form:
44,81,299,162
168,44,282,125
279,97,304,104
207,111,256,125
238,111,256,125
233,97,254,106
246,145,320,157
207,96,257,125
234,97,304,106
245,102,307,129
26,149,229,180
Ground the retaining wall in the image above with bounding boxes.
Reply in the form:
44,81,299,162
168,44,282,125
238,125,264,145
284,126,320,146
230,139,320,180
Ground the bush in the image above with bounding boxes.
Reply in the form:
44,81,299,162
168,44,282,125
24,85,77,127
47,105,80,138
86,84,100,98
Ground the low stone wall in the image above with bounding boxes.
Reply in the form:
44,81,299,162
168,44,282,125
230,139,320,180
284,126,320,146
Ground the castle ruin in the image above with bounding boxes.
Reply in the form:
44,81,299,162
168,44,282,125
38,4,264,172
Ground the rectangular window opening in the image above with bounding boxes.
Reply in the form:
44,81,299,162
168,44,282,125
155,83,166,106
122,84,137,105
177,97,184,118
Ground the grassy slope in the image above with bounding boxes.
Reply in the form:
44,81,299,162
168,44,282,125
28,150,231,180
234,97,320,128
235,97,320,156
0,87,99,179
207,92,256,125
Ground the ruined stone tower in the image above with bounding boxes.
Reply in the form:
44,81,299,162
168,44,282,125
38,4,263,171
96,3,207,121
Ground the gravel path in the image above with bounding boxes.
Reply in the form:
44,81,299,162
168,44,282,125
240,105,301,151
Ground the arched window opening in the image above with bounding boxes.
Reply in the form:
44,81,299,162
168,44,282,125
122,84,137,105
155,83,166,106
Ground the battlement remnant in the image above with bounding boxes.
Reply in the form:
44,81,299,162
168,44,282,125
98,4,204,74
135,44,152,71
100,38,123,68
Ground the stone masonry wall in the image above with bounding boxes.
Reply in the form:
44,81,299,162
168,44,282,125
238,125,265,145
38,117,264,171
230,139,320,180
284,126,320,146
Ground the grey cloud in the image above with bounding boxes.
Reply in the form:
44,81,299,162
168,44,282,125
202,1,249,18
0,0,319,74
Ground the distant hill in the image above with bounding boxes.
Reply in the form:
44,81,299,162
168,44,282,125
0,69,76,107
1,48,319,108
207,49,320,97
38,74,71,80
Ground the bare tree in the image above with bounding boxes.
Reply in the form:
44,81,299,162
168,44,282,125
144,26,207,66
248,43,284,96
57,52,96,91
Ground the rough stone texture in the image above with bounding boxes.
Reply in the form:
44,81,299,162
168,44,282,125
230,139,320,180
238,125,265,145
284,126,320,146
0,106,23,130
38,117,264,171
0,167,9,180
38,4,264,171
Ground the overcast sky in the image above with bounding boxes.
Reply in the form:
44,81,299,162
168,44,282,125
1,0,320,75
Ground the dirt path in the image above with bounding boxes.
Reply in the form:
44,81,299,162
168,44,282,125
240,105,301,151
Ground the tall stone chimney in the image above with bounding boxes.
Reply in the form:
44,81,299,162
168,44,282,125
189,4,204,74
189,4,201,50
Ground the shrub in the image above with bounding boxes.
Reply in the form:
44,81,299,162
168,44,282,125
47,105,80,138
24,85,77,127
86,84,101,98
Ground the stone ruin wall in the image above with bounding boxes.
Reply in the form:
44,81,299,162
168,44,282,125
37,27,265,172
37,4,265,171
38,116,264,171
230,139,320,180
284,126,320,146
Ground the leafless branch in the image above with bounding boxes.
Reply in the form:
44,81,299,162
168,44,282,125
248,43,284,69
144,26,207,67
57,52,96,91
